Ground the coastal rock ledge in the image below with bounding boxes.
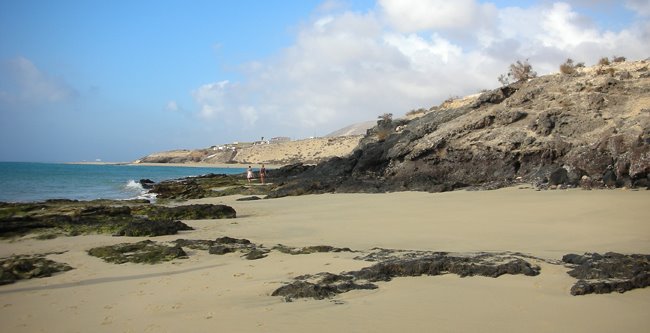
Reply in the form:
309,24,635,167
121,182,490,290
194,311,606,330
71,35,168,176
563,252,650,295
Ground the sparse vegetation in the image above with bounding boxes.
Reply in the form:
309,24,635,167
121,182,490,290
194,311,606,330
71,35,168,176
598,57,610,66
560,58,577,74
612,56,626,63
378,113,393,123
406,108,427,117
498,59,537,85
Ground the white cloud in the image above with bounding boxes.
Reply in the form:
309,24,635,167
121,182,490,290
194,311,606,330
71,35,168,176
0,56,77,107
239,105,259,127
379,0,497,32
625,0,650,16
166,100,179,112
189,1,650,140
191,80,230,118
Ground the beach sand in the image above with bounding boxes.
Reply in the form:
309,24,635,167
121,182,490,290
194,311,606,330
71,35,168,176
1,187,649,332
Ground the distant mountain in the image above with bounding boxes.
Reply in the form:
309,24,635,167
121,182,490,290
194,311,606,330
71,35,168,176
325,121,376,137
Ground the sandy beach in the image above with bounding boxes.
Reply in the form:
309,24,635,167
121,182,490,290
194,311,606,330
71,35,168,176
1,187,649,332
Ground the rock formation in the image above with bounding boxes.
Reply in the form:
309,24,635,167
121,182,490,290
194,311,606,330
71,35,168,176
563,252,650,295
267,60,650,197
272,251,541,301
0,200,236,237
88,240,187,264
0,254,73,285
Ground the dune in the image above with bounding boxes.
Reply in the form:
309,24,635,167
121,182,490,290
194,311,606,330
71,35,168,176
0,187,649,332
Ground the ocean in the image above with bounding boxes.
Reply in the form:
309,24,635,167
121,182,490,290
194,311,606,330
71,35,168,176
0,162,246,202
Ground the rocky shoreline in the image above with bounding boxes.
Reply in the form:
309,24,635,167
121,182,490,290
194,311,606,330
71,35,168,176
3,232,648,298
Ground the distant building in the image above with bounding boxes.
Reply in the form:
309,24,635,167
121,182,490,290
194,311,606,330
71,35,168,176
270,137,291,143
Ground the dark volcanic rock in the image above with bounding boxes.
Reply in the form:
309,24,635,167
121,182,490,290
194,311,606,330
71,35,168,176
137,204,237,220
139,179,155,189
151,173,272,200
272,273,377,301
0,200,234,237
208,245,236,255
244,248,269,260
0,255,73,285
273,244,353,255
273,252,540,301
88,240,187,264
236,196,262,201
562,252,650,295
113,219,193,237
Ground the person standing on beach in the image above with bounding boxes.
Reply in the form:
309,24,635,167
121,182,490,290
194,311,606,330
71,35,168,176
259,164,267,184
247,166,254,184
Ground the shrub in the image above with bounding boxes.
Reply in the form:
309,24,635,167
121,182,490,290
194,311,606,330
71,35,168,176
406,108,426,117
560,58,576,74
498,59,537,85
378,113,393,123
612,56,626,63
509,59,537,82
598,57,610,66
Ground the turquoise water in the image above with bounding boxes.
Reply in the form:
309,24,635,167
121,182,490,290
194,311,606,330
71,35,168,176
0,162,246,202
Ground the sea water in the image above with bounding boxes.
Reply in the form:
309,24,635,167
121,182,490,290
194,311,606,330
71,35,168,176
0,162,246,202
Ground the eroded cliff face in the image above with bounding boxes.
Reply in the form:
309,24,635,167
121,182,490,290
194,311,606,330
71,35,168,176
269,60,650,197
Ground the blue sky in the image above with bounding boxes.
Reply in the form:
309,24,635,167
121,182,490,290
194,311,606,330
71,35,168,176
1,0,648,162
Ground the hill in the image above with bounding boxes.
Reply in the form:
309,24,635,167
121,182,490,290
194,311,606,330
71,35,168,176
136,135,363,165
268,59,650,196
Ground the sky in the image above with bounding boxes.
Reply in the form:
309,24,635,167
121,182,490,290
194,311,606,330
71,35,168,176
0,0,649,162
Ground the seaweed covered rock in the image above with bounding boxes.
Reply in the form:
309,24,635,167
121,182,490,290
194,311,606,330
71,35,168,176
273,252,540,300
88,240,187,264
0,200,235,237
135,204,236,220
272,273,377,301
0,255,73,285
151,174,272,200
562,252,650,295
273,244,353,255
113,219,193,237
173,236,267,260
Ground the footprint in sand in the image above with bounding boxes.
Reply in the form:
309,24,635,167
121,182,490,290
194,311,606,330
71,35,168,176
101,315,113,325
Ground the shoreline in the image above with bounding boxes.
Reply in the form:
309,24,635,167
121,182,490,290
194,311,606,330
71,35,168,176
67,161,284,169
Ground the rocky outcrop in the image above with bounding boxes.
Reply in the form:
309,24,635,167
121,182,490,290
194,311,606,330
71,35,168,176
0,200,236,237
87,240,187,264
150,174,272,200
562,252,650,295
0,254,73,285
113,219,192,237
266,60,650,197
137,204,237,220
272,251,541,301
172,238,353,261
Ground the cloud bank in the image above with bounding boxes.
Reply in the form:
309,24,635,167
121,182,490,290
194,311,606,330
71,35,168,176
0,57,77,109
192,1,650,140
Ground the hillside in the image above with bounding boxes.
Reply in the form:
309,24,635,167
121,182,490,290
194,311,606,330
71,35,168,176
136,135,362,165
268,59,650,196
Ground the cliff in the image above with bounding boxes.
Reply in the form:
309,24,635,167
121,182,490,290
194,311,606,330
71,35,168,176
269,59,650,196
